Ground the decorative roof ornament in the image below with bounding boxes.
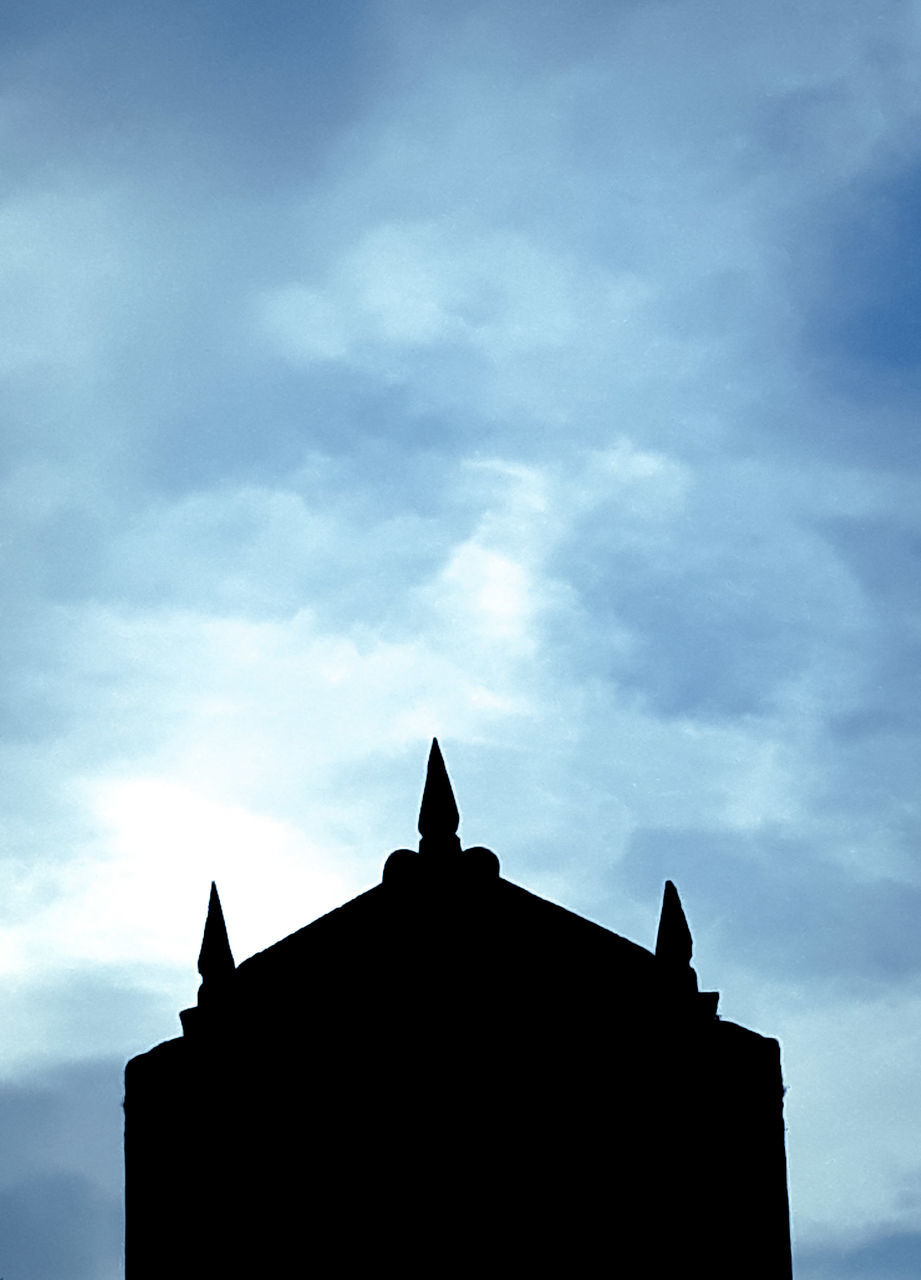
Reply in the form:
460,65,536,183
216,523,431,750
418,738,462,855
655,879,693,968
198,881,235,988
383,739,499,884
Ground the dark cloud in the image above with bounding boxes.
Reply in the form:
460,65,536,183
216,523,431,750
784,154,921,466
621,825,921,987
0,1061,123,1194
0,1172,120,1280
2,0,385,189
554,478,851,720
0,1060,124,1280
810,163,921,378
142,362,474,497
822,515,921,615
577,549,815,718
797,1228,921,1279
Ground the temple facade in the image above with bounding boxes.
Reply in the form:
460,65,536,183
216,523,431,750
124,740,793,1277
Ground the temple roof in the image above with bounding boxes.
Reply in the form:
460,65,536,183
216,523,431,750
180,740,715,1034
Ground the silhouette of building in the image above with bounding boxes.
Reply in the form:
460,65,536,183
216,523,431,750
124,741,792,1277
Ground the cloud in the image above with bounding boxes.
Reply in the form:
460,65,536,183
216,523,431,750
0,1060,124,1280
797,1229,921,1280
0,1172,120,1280
0,1,385,188
1,2,921,1271
622,825,921,986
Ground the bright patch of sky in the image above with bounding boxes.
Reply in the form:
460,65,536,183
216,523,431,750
1,2,921,1275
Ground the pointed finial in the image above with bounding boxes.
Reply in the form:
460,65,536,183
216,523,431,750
655,879,693,968
198,881,235,986
418,738,461,855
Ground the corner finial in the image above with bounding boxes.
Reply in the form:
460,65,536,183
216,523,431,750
418,738,461,854
198,881,235,988
655,879,693,967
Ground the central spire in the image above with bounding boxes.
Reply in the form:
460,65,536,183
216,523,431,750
418,738,461,855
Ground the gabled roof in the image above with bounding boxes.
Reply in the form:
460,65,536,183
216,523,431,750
181,740,714,1034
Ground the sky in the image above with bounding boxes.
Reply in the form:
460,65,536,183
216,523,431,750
1,1,920,1275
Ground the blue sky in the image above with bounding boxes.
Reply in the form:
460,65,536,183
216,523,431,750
1,2,920,1275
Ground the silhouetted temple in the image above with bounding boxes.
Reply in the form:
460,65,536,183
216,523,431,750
125,741,792,1277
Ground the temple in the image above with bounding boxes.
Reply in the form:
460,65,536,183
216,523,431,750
124,740,793,1277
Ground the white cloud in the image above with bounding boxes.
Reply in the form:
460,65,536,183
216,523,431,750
779,982,921,1243
258,285,352,362
0,189,126,377
255,215,659,433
